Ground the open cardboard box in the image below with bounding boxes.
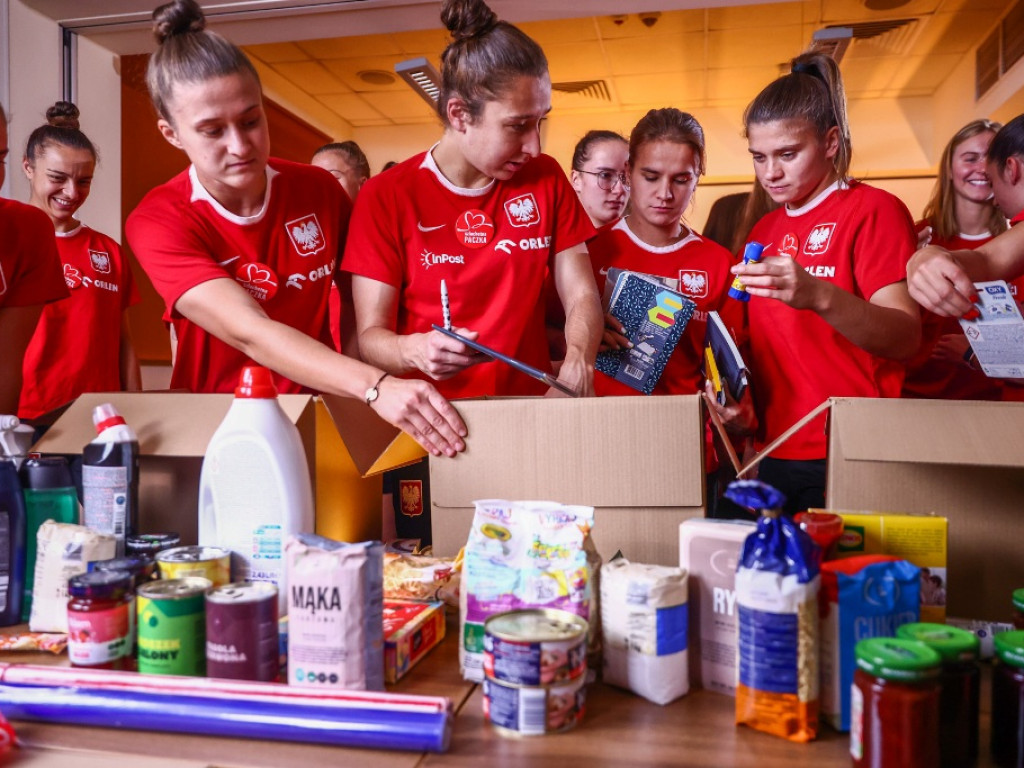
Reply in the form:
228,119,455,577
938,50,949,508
32,392,424,545
429,395,706,565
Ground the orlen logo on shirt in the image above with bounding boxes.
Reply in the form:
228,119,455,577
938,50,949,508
504,193,540,228
285,213,325,257
89,250,111,274
803,223,836,256
64,264,83,290
421,249,465,270
678,269,708,299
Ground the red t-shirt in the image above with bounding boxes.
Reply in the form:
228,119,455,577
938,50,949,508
127,160,351,394
746,181,916,460
902,226,1001,402
19,225,140,419
342,150,596,398
0,198,67,309
588,217,741,395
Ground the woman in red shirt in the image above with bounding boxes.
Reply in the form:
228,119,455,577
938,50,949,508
19,101,141,419
570,130,629,229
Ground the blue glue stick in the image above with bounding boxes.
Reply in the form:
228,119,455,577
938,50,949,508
728,241,766,302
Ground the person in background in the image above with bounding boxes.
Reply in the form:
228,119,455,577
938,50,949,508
569,130,629,229
714,51,920,514
126,0,465,457
0,102,68,416
902,119,1006,402
312,141,370,204
701,191,748,251
343,0,602,399
18,101,141,421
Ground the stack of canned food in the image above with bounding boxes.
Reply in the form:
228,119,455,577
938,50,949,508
66,539,280,682
481,609,589,736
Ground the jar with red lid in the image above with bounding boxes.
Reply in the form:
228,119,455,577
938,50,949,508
850,637,941,768
992,630,1024,768
66,570,135,670
1012,590,1024,631
896,622,980,768
793,511,843,562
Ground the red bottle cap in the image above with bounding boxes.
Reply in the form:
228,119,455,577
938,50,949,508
235,366,278,399
92,403,127,434
794,511,844,553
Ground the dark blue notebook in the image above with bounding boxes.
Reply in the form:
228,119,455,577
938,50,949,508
595,271,696,395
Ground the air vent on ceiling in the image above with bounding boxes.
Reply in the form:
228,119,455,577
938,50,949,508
551,80,611,102
822,18,920,57
976,0,1024,99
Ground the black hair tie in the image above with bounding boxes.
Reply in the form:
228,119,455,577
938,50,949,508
792,61,826,84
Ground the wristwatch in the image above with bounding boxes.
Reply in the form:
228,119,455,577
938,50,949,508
365,373,389,406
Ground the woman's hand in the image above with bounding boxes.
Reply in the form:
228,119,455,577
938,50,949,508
369,375,468,457
399,326,488,380
730,255,827,311
550,353,594,397
705,378,757,437
931,333,973,367
907,246,979,318
598,312,631,352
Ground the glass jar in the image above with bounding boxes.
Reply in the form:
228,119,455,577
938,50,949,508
896,622,980,768
67,570,135,670
992,630,1024,768
1012,590,1024,631
851,637,941,768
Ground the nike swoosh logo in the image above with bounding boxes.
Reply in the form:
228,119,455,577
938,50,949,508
217,256,241,267
417,222,446,233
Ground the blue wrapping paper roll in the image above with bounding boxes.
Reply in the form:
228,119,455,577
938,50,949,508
0,683,451,753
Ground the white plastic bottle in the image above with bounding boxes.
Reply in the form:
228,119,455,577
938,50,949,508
198,366,314,615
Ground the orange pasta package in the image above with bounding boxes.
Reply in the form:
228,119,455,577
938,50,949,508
729,481,820,742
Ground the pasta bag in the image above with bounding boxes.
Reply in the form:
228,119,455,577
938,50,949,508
730,480,820,742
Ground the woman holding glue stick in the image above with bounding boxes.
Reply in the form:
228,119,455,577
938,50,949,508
126,0,465,457
710,51,920,513
342,0,603,399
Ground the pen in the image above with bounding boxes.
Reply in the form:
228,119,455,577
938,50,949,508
441,279,451,331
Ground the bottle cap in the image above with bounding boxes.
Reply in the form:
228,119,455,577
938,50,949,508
92,403,126,434
20,456,74,490
994,630,1024,669
68,570,132,600
896,622,980,663
794,511,844,552
1013,588,1024,612
854,637,941,681
235,366,278,399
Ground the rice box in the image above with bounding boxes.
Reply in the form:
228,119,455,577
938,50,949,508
383,599,445,684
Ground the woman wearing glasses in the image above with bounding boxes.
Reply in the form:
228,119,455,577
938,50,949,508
590,108,741,396
570,131,629,228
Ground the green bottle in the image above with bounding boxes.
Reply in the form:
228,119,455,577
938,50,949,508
20,457,79,621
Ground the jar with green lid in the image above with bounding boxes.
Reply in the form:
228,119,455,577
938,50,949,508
851,637,941,768
1013,590,1024,630
896,622,980,768
992,630,1024,768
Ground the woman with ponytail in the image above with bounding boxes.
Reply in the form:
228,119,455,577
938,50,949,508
342,0,603,398
714,52,921,512
126,0,465,457
19,102,141,419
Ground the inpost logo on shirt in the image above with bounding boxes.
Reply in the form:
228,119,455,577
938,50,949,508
285,213,325,257
421,249,465,270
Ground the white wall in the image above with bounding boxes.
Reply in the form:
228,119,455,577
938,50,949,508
75,34,121,242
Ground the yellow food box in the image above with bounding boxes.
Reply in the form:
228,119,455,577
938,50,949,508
811,510,948,624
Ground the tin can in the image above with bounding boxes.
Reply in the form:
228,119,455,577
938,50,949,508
127,533,181,559
90,556,157,589
157,546,231,587
483,673,586,735
484,609,588,686
137,577,211,676
206,582,279,681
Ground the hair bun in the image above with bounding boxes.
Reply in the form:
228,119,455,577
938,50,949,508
441,0,498,42
153,0,206,45
46,101,80,130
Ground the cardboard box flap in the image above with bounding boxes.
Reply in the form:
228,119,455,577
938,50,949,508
317,394,425,477
32,392,312,457
832,397,1024,469
431,395,703,508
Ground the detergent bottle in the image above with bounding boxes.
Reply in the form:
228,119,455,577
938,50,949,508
0,459,27,626
198,366,314,615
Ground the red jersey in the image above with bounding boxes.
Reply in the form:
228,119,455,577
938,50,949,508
19,225,140,419
0,198,66,309
589,217,741,395
902,226,1001,401
342,150,595,398
127,159,351,394
746,181,916,460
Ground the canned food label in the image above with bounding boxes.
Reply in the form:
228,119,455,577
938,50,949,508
483,676,586,735
137,593,206,676
68,604,132,665
484,636,585,685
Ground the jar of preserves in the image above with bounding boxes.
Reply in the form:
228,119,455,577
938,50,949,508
67,570,135,670
851,637,941,768
896,622,980,768
992,630,1024,768
1012,590,1024,631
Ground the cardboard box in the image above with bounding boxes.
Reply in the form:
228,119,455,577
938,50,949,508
32,392,423,545
824,397,1024,621
383,599,446,683
429,395,705,565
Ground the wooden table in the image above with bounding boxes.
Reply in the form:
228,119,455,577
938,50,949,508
0,619,999,767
